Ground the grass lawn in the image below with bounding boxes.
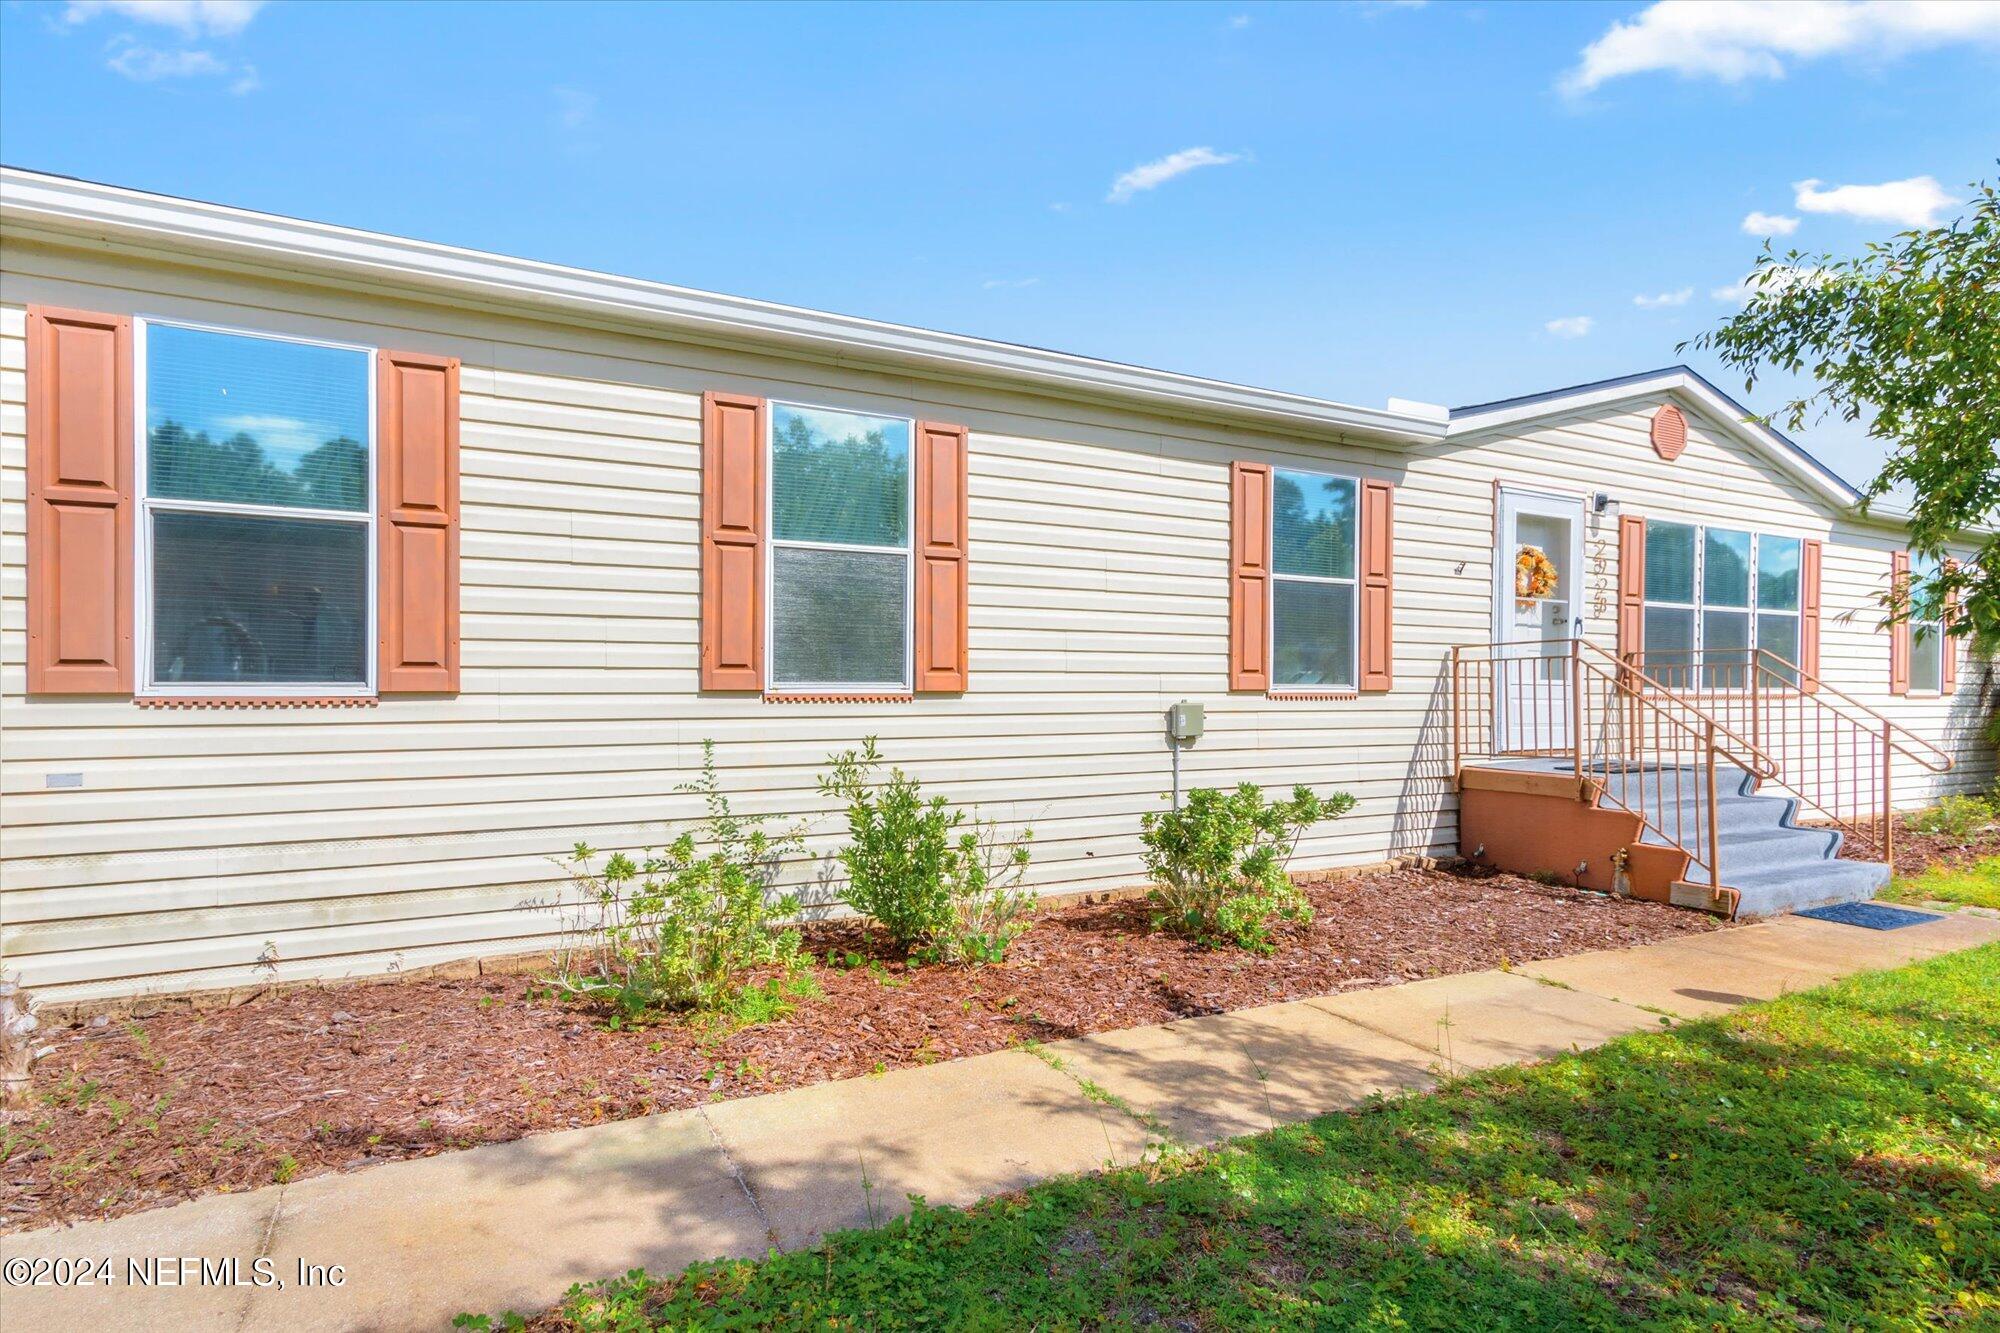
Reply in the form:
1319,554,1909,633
1883,855,2000,911
490,944,2000,1332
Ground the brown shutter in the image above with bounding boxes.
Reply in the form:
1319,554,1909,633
1358,479,1394,692
1942,557,1959,694
700,392,766,691
914,420,969,693
1616,514,1646,663
1798,538,1822,692
26,306,133,695
1889,550,1910,696
1228,461,1272,692
377,350,461,694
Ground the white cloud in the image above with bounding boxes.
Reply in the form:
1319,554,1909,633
981,277,1042,290
1544,315,1595,338
1106,146,1242,203
1562,1,2000,96
1793,175,1955,227
64,0,264,37
553,86,597,130
1048,201,1072,213
1741,210,1801,236
1633,287,1694,308
1711,263,1831,303
215,414,332,463
73,1,262,91
103,37,254,90
1227,14,1251,29
107,43,225,79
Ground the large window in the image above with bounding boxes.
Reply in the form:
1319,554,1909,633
767,403,912,691
1643,521,1801,685
1910,552,1945,693
1271,468,1359,689
138,321,375,695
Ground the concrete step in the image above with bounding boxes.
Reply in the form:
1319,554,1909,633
1712,858,1893,918
1465,756,1884,918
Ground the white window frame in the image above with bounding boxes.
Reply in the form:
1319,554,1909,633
134,316,378,699
1269,466,1362,693
762,400,915,695
1641,521,1803,678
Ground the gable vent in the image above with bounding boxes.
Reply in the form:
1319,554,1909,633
1651,404,1688,460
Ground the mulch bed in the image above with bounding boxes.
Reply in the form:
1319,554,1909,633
1833,820,2000,875
2,863,1721,1234
1882,824,2000,877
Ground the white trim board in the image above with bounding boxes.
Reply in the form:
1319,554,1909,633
0,167,1443,449
1447,369,1861,514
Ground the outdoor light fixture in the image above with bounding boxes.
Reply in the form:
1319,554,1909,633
1592,492,1612,513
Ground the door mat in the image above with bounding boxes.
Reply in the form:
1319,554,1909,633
1796,901,1943,931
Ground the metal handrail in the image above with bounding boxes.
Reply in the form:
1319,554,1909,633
1449,638,1778,892
1452,638,1778,778
1626,646,1953,865
1631,646,1952,771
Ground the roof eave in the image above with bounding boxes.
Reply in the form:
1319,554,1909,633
1445,367,1865,515
0,167,1444,447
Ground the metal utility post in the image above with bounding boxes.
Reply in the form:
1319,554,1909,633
1166,701,1205,808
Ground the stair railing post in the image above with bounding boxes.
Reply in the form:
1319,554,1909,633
1881,716,1895,870
1571,638,1585,784
1705,719,1721,890
1749,653,1762,754
1449,647,1462,785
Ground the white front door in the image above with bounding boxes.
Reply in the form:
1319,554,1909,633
1494,488,1586,753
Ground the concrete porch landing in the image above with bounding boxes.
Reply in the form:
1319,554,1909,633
6,911,1997,1332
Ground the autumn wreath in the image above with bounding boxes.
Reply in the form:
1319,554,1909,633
1515,544,1559,602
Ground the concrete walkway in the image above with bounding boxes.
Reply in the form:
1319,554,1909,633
6,910,1997,1332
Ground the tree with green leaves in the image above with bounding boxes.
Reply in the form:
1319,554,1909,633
1686,177,1997,645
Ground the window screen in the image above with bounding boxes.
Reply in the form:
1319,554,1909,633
143,323,373,691
152,512,368,684
767,403,912,688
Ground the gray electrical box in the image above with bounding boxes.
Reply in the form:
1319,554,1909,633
1167,701,1205,742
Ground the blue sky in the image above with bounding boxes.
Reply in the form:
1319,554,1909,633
4,1,1997,489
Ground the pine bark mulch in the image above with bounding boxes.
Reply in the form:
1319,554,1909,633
1832,818,2000,874
3,863,1722,1234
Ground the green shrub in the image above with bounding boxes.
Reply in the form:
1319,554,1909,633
1139,783,1353,952
945,821,1036,964
552,741,805,1020
818,738,1035,961
1905,793,1996,840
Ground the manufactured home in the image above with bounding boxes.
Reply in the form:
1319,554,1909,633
0,168,1986,1004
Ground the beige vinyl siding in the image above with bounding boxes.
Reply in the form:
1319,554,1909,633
0,242,1449,1002
1,237,1987,1004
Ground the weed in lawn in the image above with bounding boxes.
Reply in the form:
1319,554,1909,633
1904,792,1995,840
1883,851,2000,911
0,1121,48,1164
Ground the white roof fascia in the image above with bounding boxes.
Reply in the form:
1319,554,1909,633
1446,367,1863,513
0,167,1444,447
